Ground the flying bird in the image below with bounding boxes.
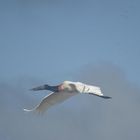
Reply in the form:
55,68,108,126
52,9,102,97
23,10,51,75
24,81,111,113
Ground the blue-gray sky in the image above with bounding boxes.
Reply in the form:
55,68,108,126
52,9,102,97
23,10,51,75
0,0,140,140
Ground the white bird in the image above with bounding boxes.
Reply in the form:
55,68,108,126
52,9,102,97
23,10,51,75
24,81,111,113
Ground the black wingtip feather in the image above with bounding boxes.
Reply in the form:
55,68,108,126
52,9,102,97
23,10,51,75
101,96,112,99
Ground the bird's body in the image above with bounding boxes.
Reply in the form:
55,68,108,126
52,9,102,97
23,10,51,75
24,81,111,113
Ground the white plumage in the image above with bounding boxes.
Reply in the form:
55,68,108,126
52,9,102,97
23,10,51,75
24,81,111,113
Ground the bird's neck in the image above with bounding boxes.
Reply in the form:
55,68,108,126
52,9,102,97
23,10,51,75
48,85,59,92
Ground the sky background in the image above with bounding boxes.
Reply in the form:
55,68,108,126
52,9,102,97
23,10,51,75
0,0,140,140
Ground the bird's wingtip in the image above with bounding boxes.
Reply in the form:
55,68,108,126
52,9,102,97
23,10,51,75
23,108,33,112
101,96,112,99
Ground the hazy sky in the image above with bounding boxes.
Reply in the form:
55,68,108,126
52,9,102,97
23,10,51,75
0,0,140,140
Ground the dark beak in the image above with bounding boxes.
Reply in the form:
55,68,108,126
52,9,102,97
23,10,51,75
30,85,46,91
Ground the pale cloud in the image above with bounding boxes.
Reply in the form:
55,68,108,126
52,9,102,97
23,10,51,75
0,64,140,140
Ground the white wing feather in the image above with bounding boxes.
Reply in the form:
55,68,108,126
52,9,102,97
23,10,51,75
24,91,78,113
74,82,111,98
75,82,102,95
83,85,103,96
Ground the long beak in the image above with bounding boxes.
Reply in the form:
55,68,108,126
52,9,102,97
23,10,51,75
30,85,46,91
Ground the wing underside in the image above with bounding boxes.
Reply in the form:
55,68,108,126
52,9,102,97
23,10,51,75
24,91,78,113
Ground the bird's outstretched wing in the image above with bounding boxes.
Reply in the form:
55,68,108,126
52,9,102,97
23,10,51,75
79,84,111,99
24,91,78,113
